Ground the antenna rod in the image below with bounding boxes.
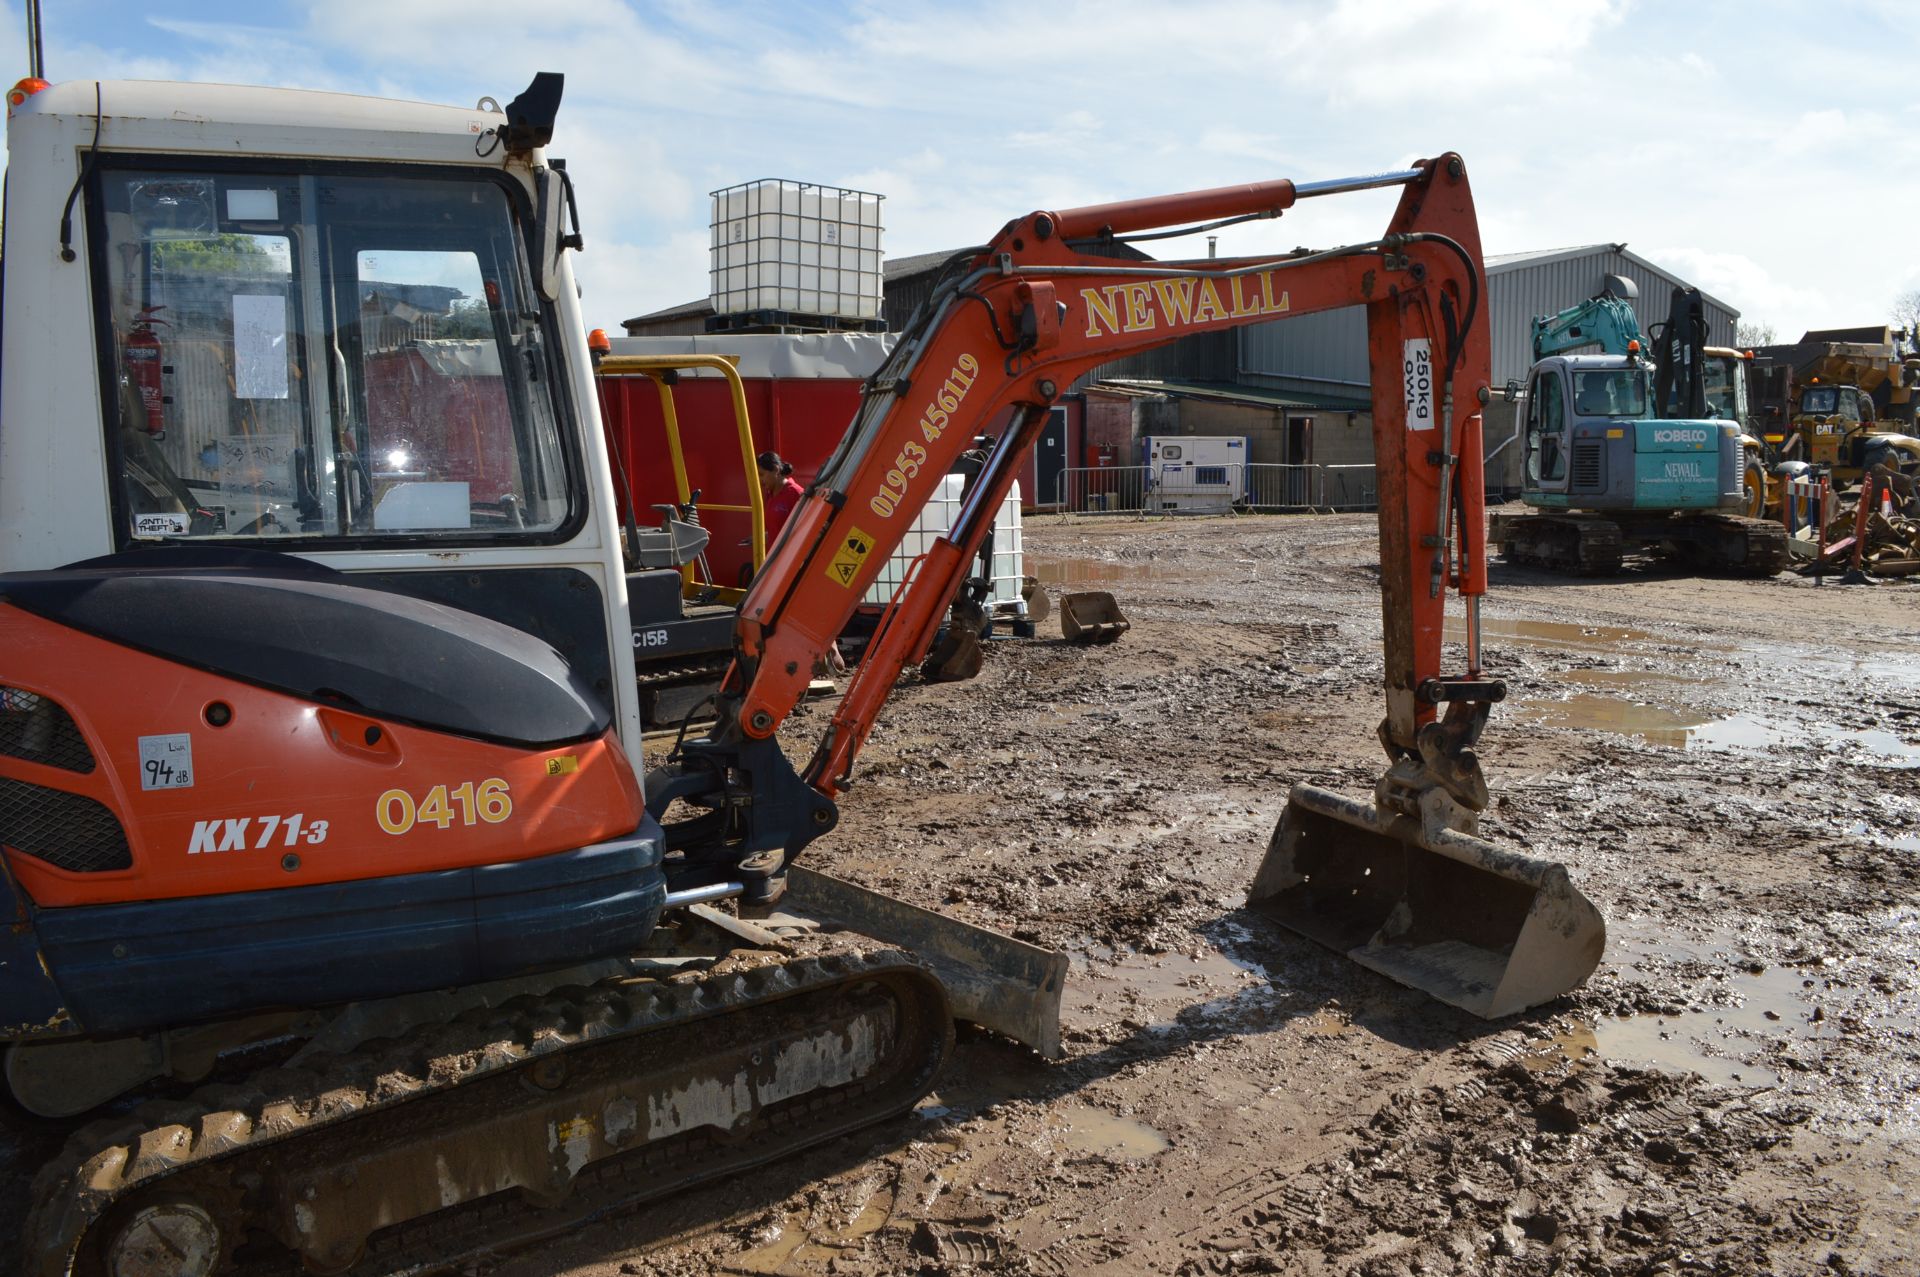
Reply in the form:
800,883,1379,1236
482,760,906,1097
26,0,44,79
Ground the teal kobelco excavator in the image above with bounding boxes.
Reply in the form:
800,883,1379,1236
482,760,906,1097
1489,278,1786,575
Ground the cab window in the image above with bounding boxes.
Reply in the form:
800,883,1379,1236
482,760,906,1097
92,166,576,545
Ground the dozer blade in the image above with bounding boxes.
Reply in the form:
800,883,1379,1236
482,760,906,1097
1248,784,1604,1019
1060,590,1130,643
780,866,1069,1058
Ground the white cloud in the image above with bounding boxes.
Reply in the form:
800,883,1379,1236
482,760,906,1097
1643,247,1826,334
578,230,711,326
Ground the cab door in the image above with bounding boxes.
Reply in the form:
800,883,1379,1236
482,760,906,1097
1524,365,1570,495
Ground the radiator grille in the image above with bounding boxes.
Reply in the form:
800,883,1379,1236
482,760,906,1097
0,778,132,873
1571,441,1604,491
0,687,95,774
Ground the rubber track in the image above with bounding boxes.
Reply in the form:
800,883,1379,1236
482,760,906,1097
1698,514,1790,577
633,652,733,690
25,947,950,1277
1500,514,1625,576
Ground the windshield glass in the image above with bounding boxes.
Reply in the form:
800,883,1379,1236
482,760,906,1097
1797,380,1843,416
1702,356,1740,420
1569,369,1648,419
94,167,574,543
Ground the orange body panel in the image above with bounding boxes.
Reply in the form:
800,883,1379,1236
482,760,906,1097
0,605,644,908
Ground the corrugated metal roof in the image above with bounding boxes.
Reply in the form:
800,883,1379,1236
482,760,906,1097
1238,243,1742,387
625,297,714,326
1489,243,1737,316
1486,244,1621,271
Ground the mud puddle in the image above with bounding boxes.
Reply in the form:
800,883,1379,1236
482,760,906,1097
1689,711,1920,765
1051,1104,1170,1158
1851,821,1920,852
1447,616,1718,654
1518,970,1830,1089
1516,693,1709,746
1562,667,1706,690
1588,961,1833,1088
1517,695,1920,763
1760,650,1920,693
1066,941,1266,1033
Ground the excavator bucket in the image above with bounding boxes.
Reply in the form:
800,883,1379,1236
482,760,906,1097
1248,784,1604,1019
1021,575,1051,625
1060,591,1130,643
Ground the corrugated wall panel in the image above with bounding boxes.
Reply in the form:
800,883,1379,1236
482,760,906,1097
1238,249,1737,388
1238,305,1369,388
1487,249,1736,385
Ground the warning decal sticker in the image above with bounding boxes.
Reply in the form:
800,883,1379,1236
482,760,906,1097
825,526,876,588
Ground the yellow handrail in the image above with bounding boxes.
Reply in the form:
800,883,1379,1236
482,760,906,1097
595,353,766,599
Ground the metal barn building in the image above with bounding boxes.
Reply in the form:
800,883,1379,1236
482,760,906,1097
1239,243,1739,394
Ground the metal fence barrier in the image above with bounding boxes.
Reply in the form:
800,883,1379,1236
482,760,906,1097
1320,464,1377,512
1241,463,1319,512
1054,463,1377,516
1055,464,1152,514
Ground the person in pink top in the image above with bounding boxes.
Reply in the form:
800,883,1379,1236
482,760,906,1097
757,451,806,540
755,450,847,674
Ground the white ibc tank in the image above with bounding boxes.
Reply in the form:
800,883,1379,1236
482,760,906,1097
710,180,884,321
866,477,1024,611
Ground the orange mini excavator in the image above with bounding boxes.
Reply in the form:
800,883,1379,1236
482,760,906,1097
0,71,1599,1277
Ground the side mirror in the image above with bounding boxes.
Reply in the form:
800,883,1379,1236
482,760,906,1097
1502,378,1525,404
530,162,584,304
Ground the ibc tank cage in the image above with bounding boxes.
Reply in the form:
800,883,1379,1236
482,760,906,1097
709,179,885,332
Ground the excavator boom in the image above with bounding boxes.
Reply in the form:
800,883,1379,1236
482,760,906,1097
651,156,1604,1020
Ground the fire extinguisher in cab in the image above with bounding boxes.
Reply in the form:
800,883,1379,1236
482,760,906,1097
125,306,168,437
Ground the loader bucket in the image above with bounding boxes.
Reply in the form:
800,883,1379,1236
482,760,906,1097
1248,784,1604,1019
1060,591,1130,643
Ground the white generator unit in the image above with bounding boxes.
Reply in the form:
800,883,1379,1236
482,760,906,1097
1142,435,1248,512
867,477,1025,616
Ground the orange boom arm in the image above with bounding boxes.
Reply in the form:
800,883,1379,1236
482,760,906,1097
650,156,1497,899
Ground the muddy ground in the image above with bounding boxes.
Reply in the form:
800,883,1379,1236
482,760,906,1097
494,509,1920,1277
11,510,1917,1276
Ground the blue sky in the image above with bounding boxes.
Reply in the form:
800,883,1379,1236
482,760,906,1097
5,1,1915,339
